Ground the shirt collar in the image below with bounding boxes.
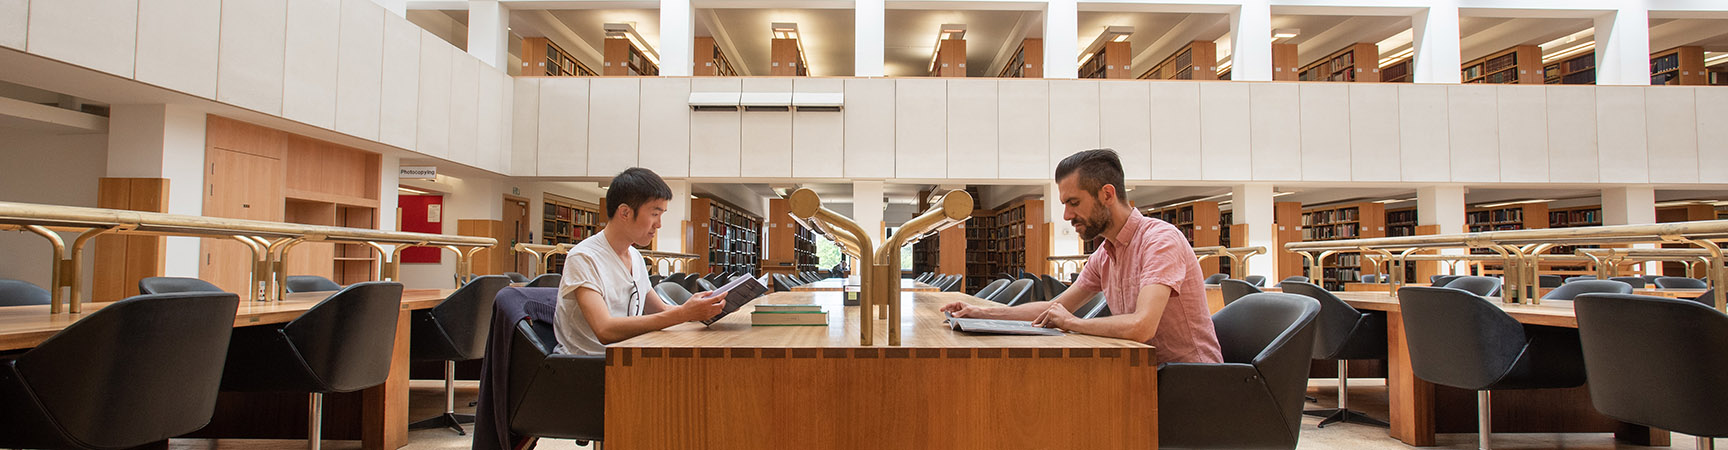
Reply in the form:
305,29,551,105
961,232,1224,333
1101,212,1152,253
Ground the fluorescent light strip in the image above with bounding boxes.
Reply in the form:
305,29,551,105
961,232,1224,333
1543,42,1594,64
1475,199,1555,209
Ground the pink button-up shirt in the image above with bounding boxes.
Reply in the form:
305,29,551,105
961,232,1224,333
1072,213,1223,364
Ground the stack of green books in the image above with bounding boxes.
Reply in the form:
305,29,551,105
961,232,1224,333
751,304,828,326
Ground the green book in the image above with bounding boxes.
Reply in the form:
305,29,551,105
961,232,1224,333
754,304,823,312
750,310,828,326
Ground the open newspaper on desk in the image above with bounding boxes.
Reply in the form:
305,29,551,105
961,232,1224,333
944,311,1064,336
700,274,771,326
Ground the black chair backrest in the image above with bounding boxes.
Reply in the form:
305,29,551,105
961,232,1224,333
915,273,931,282
1566,275,1597,284
1219,279,1262,306
1538,274,1564,288
1694,289,1718,307
1610,276,1648,288
1443,276,1501,296
997,279,1037,306
944,276,966,292
11,292,239,449
526,274,560,288
1575,293,1728,438
1430,275,1460,287
1542,280,1634,300
1281,281,1375,360
285,275,341,293
678,275,705,293
664,273,687,285
1281,276,1309,284
504,272,530,283
1397,286,1531,390
1075,292,1109,319
1016,271,1034,280
973,278,1009,300
0,279,50,306
1211,293,1321,437
1639,275,1664,285
1204,273,1228,285
282,281,404,392
430,276,510,361
1654,277,1708,289
1360,274,1377,283
656,282,693,305
696,278,717,292
1041,275,1067,298
1244,275,1267,287
138,276,224,295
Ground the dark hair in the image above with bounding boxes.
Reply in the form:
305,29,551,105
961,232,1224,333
1054,149,1127,205
605,167,673,219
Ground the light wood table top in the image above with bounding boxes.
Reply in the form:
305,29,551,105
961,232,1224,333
614,290,1150,349
1331,291,1581,328
0,288,454,351
789,278,939,292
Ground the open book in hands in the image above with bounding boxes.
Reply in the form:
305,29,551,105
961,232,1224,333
700,274,772,326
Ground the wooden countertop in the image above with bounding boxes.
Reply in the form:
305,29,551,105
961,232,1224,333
0,288,454,351
789,278,938,292
1331,291,1581,328
613,290,1150,349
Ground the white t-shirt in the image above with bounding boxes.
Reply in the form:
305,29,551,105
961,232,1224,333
553,230,655,356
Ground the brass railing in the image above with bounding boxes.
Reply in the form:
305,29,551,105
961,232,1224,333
512,243,572,276
787,188,879,345
872,189,972,346
512,243,699,277
640,250,701,275
0,200,496,313
1192,246,1268,279
1283,220,1728,310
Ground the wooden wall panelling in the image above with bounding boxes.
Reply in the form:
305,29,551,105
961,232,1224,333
93,178,170,301
284,199,337,281
770,38,804,76
202,146,285,294
1272,43,1299,81
931,39,966,77
458,219,503,275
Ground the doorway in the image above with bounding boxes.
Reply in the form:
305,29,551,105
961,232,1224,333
503,195,533,274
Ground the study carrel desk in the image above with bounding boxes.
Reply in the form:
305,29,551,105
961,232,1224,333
605,290,1158,449
0,289,456,450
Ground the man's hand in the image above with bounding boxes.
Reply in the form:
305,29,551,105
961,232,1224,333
1031,303,1077,329
940,301,986,318
676,291,728,322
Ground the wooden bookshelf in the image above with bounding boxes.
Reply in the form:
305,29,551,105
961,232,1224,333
770,38,809,76
1139,41,1217,80
997,38,1042,78
1298,43,1381,82
1144,201,1222,275
693,37,740,76
911,190,969,276
1719,206,1728,220
1462,45,1542,84
766,199,819,277
1271,43,1299,81
541,195,605,274
521,37,596,77
604,38,659,76
1712,70,1728,86
1650,46,1706,85
1080,41,1132,79
1218,211,1233,276
691,197,762,275
1381,208,1418,282
929,39,967,77
960,197,1046,292
1300,202,1386,290
963,209,999,292
1380,57,1413,83
1544,52,1595,85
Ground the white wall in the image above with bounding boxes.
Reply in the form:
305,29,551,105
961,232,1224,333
0,130,107,298
396,173,505,289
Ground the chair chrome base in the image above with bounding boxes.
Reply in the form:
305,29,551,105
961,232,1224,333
410,412,474,435
1303,408,1390,428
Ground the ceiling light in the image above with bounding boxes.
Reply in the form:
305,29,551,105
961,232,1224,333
1374,198,1417,204
1272,28,1300,40
1654,200,1717,208
1705,52,1728,66
603,22,659,66
398,185,439,195
1476,199,1555,209
1272,191,1296,197
1079,26,1135,63
1379,47,1414,68
772,22,799,40
1543,41,1594,64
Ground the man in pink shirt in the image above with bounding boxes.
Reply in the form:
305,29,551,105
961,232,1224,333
941,149,1222,364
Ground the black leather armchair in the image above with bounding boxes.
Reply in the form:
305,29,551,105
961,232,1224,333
0,279,50,306
1576,293,1728,450
1204,273,1228,285
138,276,224,294
1541,280,1633,300
1654,277,1708,289
1443,276,1502,296
526,274,560,288
1282,281,1388,428
0,292,239,450
1245,275,1267,287
998,279,1037,306
972,279,1009,300
1220,279,1262,306
285,275,341,293
656,282,694,305
507,317,606,448
411,275,511,434
1159,293,1320,450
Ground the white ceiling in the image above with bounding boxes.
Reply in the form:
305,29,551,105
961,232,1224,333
1269,14,1412,68
883,9,1041,77
698,8,856,76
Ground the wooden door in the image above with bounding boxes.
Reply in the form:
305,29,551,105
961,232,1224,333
202,148,283,295
503,196,531,273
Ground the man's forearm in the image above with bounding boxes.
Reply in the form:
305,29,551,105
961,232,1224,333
595,310,691,344
978,301,1051,321
1062,314,1154,342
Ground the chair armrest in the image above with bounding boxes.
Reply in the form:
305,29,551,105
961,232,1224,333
1157,362,1298,449
509,354,607,440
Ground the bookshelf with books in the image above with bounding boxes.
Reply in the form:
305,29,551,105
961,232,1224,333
997,39,1042,78
1139,41,1217,80
766,198,819,277
1462,45,1542,84
1544,52,1595,84
1218,211,1233,276
1080,41,1132,79
929,39,968,77
963,209,1000,293
541,196,605,274
911,189,971,277
691,197,763,275
1300,202,1386,290
1650,46,1706,85
1298,43,1381,82
1657,204,1717,276
961,197,1047,292
521,37,597,77
694,37,740,76
1548,205,1603,258
1380,57,1413,83
1144,201,1223,275
1383,208,1418,282
604,37,659,76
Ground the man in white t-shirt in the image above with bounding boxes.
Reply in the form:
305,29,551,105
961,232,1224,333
553,167,726,355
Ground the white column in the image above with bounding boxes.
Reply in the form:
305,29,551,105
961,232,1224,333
1044,0,1079,79
467,1,510,70
1602,187,1658,274
1234,184,1276,280
1419,186,1467,273
380,155,401,232
1411,3,1462,84
1047,182,1081,257
106,104,207,278
854,180,885,245
1594,8,1652,86
659,0,694,77
659,180,691,252
1228,1,1273,81
855,0,885,76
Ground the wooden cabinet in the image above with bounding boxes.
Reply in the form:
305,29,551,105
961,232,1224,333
1139,41,1217,80
770,38,808,76
694,37,739,76
1299,43,1381,82
93,178,169,301
1650,46,1706,85
1462,45,1542,84
767,198,819,275
1080,41,1131,79
997,39,1042,78
929,39,967,77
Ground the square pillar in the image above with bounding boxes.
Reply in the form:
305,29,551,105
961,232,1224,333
467,1,510,70
855,0,885,76
1047,182,1081,257
659,179,691,252
1229,1,1273,81
1595,8,1652,86
854,181,885,245
1412,3,1462,84
659,0,693,76
1044,0,1079,79
1419,186,1467,275
1233,184,1276,280
107,104,207,277
1602,187,1657,274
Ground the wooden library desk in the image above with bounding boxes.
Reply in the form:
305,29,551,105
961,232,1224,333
0,288,455,450
1333,291,1668,447
789,278,940,292
605,290,1158,449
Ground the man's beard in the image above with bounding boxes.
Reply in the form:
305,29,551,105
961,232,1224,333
1073,209,1112,242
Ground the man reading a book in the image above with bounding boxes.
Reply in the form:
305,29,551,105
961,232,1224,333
553,167,728,356
940,149,1223,364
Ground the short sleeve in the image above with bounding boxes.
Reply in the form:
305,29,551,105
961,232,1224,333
1139,231,1187,290
558,252,605,302
1070,248,1110,293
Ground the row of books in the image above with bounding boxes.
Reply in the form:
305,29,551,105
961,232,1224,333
1300,51,1356,81
1302,208,1361,226
1467,208,1525,225
1550,209,1603,227
1302,224,1361,241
